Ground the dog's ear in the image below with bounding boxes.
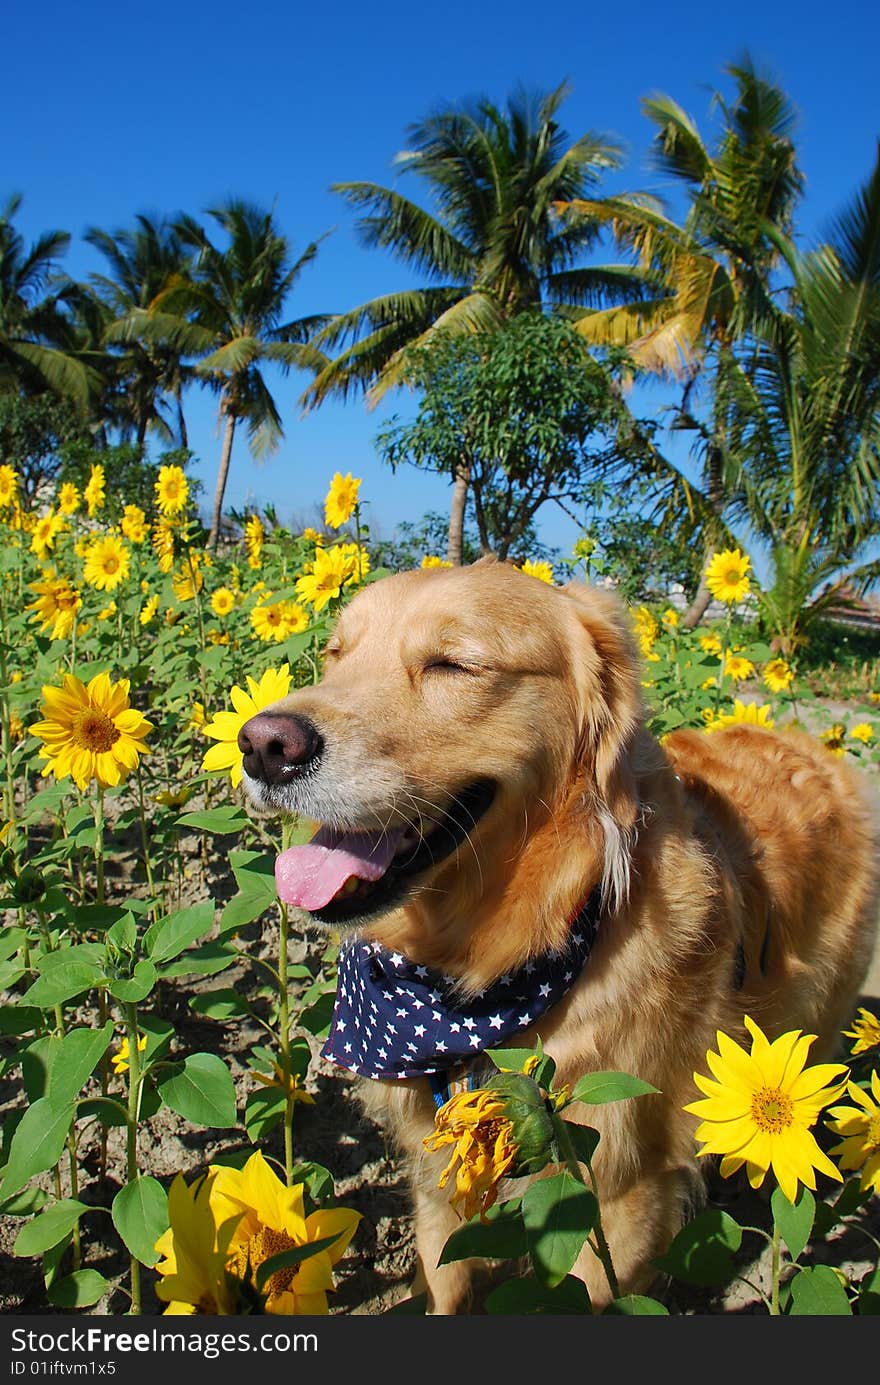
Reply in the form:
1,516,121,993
562,581,644,903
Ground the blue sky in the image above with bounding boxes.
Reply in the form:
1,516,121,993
7,0,879,557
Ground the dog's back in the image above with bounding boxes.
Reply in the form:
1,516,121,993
666,723,880,1059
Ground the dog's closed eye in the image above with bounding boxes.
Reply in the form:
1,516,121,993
423,657,480,676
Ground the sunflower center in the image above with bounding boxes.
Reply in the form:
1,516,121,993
104,556,120,574
228,1224,299,1296
751,1086,794,1133
72,709,121,754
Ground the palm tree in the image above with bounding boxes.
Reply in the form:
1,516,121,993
303,83,644,559
85,215,196,447
0,194,92,405
556,60,804,622
719,146,880,651
111,200,328,545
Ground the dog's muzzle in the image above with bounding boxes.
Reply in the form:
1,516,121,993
238,711,323,785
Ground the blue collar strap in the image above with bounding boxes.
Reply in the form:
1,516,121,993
321,888,602,1082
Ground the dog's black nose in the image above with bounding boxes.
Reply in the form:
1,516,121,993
238,712,323,784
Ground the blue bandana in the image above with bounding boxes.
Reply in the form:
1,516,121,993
320,889,601,1081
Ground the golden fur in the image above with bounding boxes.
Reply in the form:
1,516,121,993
247,558,880,1312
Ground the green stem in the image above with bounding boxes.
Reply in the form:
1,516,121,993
278,819,294,1185
124,1003,142,1315
769,1219,781,1315
555,1120,620,1305
94,786,105,906
135,765,156,906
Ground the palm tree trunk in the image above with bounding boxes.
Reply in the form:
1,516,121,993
209,409,236,549
447,458,471,566
680,567,713,630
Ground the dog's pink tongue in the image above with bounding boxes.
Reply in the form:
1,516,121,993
275,825,404,910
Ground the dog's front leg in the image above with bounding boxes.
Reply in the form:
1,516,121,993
409,1176,474,1314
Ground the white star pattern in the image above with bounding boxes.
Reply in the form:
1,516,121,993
320,891,601,1079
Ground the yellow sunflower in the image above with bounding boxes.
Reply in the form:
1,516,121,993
172,560,204,603
30,671,153,791
519,559,554,584
849,723,875,745
251,600,308,643
421,554,453,570
683,1014,848,1204
152,520,177,573
121,503,149,543
111,1033,147,1075
324,471,361,529
704,700,775,732
843,1007,880,1057
83,464,106,516
30,510,66,560
139,594,160,626
763,659,794,694
705,548,751,605
57,481,81,516
155,464,190,517
724,654,755,682
210,587,236,618
821,724,846,757
201,665,293,788
27,572,82,640
153,1170,242,1316
825,1070,880,1195
699,631,723,655
83,534,131,591
0,464,20,509
244,514,264,569
295,545,351,613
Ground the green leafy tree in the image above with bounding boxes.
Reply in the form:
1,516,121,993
375,313,632,562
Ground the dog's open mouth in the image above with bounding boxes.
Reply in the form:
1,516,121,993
274,779,495,924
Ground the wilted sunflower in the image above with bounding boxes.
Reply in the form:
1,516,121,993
705,548,751,605
683,1015,848,1205
424,1087,518,1220
83,534,131,592
31,671,153,791
324,471,361,529
201,665,292,788
155,464,190,517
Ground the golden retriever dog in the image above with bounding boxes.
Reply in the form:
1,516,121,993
236,558,879,1312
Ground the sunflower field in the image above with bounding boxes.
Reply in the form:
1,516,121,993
1,460,879,1317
